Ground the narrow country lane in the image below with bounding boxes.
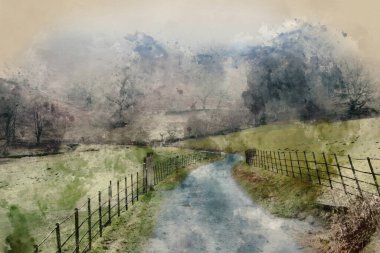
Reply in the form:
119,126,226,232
144,155,307,253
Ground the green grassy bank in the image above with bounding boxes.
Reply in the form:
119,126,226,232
0,145,194,252
182,117,380,158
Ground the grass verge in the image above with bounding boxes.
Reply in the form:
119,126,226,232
232,161,322,218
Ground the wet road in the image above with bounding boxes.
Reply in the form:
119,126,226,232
144,155,305,253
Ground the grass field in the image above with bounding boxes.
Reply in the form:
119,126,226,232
0,145,191,252
182,117,380,158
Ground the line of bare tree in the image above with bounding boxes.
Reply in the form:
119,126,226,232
0,78,74,154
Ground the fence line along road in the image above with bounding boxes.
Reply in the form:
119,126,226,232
245,149,380,198
34,151,221,253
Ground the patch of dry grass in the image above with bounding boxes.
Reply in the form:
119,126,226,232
317,197,380,253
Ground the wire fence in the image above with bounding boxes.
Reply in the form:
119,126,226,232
245,149,380,198
34,151,220,253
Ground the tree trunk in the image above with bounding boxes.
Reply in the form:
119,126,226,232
5,116,11,145
34,111,43,146
11,113,16,143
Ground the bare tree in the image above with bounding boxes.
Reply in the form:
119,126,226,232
106,66,143,128
32,106,43,145
0,79,21,145
338,61,375,117
31,99,74,146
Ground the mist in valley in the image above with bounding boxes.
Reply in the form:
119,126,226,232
1,19,379,151
1,1,380,252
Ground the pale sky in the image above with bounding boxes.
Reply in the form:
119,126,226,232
1,0,380,68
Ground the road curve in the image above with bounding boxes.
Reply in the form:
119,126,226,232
144,155,305,253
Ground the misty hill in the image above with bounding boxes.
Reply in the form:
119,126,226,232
242,21,379,124
1,21,379,150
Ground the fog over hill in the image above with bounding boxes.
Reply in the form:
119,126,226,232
0,20,379,148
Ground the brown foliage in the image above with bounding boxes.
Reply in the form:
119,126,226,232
322,197,380,253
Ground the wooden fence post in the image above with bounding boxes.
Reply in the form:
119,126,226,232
283,152,289,176
55,223,62,253
160,162,163,181
117,180,120,217
322,153,333,189
257,150,261,167
169,157,171,172
269,151,273,172
87,198,92,250
74,208,80,253
153,164,156,185
131,174,134,205
125,177,128,211
277,151,283,175
303,151,312,182
263,151,267,170
295,151,302,180
163,160,166,178
261,150,266,169
312,152,321,185
142,161,146,193
157,164,160,182
160,162,163,180
98,191,102,237
334,154,347,194
289,152,295,178
269,151,274,172
367,158,380,196
136,172,139,201
258,150,262,167
108,182,112,224
273,151,279,173
255,150,259,167
348,155,363,198
145,167,148,192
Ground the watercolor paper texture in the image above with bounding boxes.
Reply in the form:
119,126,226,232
0,1,379,252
